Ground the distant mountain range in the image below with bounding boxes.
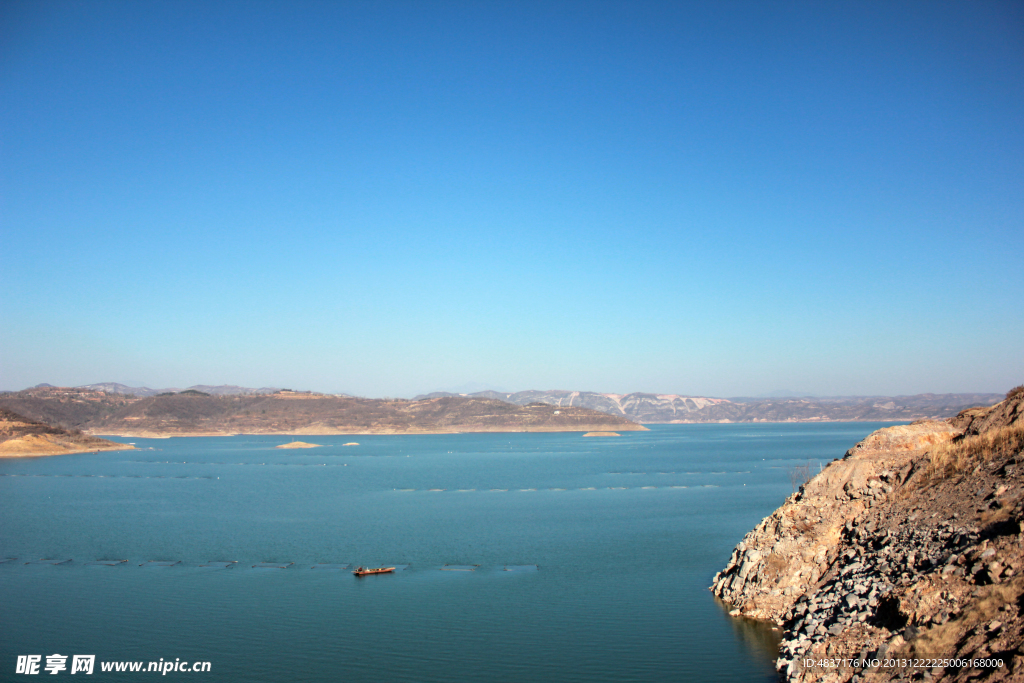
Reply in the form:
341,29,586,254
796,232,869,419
415,390,730,422
38,383,287,397
18,384,1005,424
412,389,1005,423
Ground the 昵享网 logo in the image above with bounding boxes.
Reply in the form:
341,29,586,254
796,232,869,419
15,654,210,674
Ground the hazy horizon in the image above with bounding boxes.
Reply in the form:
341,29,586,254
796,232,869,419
7,378,1013,402
2,1,1022,400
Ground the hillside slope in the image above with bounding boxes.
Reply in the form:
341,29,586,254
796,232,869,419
710,392,1024,681
0,388,644,436
0,408,134,457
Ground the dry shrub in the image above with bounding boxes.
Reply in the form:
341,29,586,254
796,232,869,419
794,520,815,534
927,422,1024,479
1007,384,1024,400
765,553,789,583
789,462,811,492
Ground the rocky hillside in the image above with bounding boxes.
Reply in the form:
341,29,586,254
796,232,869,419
0,408,133,457
711,390,1024,681
0,388,644,436
415,389,1002,424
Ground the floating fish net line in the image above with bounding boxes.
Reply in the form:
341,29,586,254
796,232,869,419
392,486,696,492
5,560,535,572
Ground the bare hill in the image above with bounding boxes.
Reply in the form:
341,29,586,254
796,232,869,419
0,388,644,436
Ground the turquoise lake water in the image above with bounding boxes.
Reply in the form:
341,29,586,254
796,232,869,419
0,423,897,681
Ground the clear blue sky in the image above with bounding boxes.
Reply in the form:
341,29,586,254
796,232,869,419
1,0,1022,398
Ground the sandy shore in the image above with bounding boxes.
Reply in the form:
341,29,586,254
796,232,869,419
0,437,135,458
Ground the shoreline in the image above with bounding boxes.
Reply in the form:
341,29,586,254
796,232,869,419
644,418,919,425
2,420,913,454
0,443,135,458
81,420,914,439
86,425,647,438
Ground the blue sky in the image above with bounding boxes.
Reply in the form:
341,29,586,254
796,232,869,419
1,0,1022,398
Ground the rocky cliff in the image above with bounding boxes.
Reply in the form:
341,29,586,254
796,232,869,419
711,391,1024,682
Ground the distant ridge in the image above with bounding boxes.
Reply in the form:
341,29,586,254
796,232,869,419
77,383,282,397
11,384,1004,425
76,382,170,397
412,389,1005,424
179,385,283,396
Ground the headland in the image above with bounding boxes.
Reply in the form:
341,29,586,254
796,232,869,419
711,390,1024,681
0,408,134,457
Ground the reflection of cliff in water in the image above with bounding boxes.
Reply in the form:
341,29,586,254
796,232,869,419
715,596,782,669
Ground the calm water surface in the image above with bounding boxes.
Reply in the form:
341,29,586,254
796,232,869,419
0,423,898,681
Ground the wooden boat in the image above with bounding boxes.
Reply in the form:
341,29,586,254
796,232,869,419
352,566,395,576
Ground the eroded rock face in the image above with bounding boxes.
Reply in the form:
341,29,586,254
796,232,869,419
712,422,958,622
711,396,1024,682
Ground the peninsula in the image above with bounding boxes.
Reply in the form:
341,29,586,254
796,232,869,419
0,408,134,457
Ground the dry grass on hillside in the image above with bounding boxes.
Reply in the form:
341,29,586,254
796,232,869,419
926,422,1024,479
908,577,1024,662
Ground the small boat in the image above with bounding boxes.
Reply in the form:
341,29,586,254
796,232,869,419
352,566,395,576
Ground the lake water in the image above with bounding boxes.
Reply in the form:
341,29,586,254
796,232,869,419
0,423,896,681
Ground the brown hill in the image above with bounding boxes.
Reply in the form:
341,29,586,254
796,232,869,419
711,390,1024,682
0,408,134,457
0,388,644,436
